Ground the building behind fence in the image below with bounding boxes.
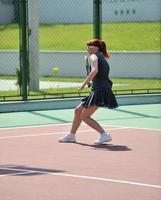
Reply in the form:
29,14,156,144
0,0,161,24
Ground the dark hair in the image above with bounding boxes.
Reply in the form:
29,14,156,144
86,39,110,59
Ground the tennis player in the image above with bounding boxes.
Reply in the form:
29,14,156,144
58,39,118,145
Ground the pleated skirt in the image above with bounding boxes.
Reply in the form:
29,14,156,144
81,88,118,109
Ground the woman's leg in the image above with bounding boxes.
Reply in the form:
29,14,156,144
80,106,112,144
58,105,111,144
80,106,105,134
70,103,84,134
58,104,84,142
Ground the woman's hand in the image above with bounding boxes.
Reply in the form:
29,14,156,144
78,83,85,92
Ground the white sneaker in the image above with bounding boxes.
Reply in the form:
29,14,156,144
58,133,76,143
94,133,112,145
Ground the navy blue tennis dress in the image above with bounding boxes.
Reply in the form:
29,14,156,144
81,52,118,109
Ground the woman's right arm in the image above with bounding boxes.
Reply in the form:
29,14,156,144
78,54,98,91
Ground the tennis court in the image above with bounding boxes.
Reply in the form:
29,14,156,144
0,103,161,200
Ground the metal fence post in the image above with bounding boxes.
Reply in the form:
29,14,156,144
93,0,102,39
19,0,29,100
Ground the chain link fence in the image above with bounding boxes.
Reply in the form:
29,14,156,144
0,0,161,101
101,0,161,94
0,0,20,101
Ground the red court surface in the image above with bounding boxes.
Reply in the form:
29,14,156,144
0,124,161,200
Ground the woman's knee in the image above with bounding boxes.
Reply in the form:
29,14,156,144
74,105,83,116
80,112,88,121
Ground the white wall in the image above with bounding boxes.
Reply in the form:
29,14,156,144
0,51,160,78
102,0,161,22
109,52,161,78
0,3,14,23
0,0,160,24
39,0,161,23
0,51,19,75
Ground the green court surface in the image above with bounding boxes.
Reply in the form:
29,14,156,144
0,103,161,130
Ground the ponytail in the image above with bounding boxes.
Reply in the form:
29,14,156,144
101,40,110,59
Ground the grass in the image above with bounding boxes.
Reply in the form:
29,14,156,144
102,22,161,51
0,22,160,51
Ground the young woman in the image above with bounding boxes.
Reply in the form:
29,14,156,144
58,39,118,145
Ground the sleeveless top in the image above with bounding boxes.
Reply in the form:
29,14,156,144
92,52,113,90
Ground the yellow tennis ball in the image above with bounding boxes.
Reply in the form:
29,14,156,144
53,67,59,75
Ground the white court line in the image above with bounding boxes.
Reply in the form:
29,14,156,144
0,122,161,132
102,124,161,132
0,127,127,140
0,123,72,130
0,167,161,189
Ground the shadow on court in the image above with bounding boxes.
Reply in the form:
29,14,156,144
29,111,70,123
76,143,132,151
115,108,161,119
0,165,66,176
